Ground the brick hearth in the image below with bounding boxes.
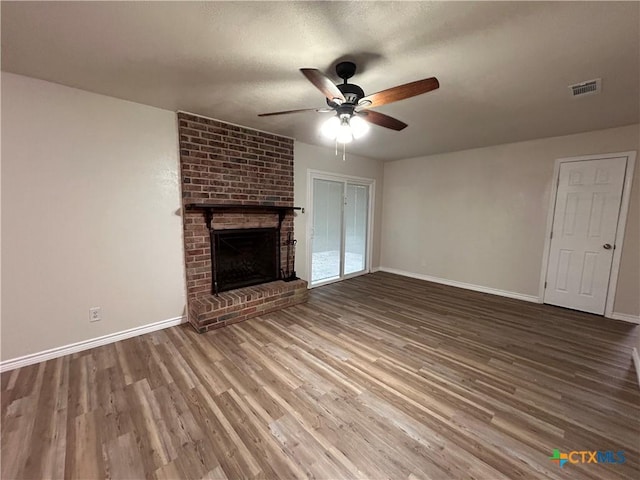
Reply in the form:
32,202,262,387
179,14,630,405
178,112,308,332
188,279,308,332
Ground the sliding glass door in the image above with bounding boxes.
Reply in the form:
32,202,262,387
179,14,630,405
344,183,369,275
309,172,372,287
311,178,343,283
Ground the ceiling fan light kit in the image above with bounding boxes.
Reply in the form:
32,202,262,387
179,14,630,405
349,116,370,139
321,116,341,139
321,113,370,144
259,60,440,154
336,119,353,144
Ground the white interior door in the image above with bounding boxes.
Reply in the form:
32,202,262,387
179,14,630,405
544,157,627,314
309,173,372,287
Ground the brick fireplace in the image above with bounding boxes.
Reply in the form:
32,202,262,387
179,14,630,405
178,112,308,333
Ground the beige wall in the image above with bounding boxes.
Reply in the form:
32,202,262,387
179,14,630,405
1,73,187,361
293,141,384,283
2,70,636,364
381,124,639,317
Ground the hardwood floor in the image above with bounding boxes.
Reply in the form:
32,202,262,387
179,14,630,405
2,272,639,479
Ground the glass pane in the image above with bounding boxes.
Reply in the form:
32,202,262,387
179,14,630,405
311,179,343,284
344,184,368,275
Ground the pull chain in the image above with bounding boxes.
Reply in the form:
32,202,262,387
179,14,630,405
333,140,347,162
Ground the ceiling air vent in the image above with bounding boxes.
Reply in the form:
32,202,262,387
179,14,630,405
569,78,601,98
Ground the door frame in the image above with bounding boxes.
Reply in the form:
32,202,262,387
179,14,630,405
538,151,636,317
306,169,375,288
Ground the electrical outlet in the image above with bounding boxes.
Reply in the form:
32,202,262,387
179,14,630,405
89,307,102,322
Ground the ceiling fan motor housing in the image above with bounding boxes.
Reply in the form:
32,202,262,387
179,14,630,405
327,83,365,108
326,61,365,108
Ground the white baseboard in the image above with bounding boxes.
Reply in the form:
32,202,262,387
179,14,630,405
377,267,541,304
370,266,381,273
633,348,640,388
609,312,640,324
0,315,186,373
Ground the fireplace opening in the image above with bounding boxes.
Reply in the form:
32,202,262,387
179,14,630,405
213,228,279,293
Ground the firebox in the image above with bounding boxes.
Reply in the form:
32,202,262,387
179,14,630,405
213,228,278,293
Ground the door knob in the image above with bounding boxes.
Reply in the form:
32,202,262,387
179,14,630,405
603,243,612,250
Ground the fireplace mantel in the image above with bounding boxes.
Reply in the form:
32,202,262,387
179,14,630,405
185,202,301,214
184,203,302,229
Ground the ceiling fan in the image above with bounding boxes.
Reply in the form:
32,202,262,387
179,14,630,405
258,61,439,143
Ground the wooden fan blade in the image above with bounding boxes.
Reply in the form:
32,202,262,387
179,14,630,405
359,77,439,109
358,110,408,131
258,108,323,117
300,68,346,103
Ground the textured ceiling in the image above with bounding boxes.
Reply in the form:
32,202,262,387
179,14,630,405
2,1,638,161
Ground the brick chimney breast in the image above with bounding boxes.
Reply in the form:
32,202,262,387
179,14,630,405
178,112,307,332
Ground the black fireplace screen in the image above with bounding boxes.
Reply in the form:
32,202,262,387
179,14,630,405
212,228,278,293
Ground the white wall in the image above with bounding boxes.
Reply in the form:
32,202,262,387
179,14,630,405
293,141,384,283
381,124,640,317
1,73,187,361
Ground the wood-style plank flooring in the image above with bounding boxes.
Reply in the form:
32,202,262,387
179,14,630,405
2,272,639,479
